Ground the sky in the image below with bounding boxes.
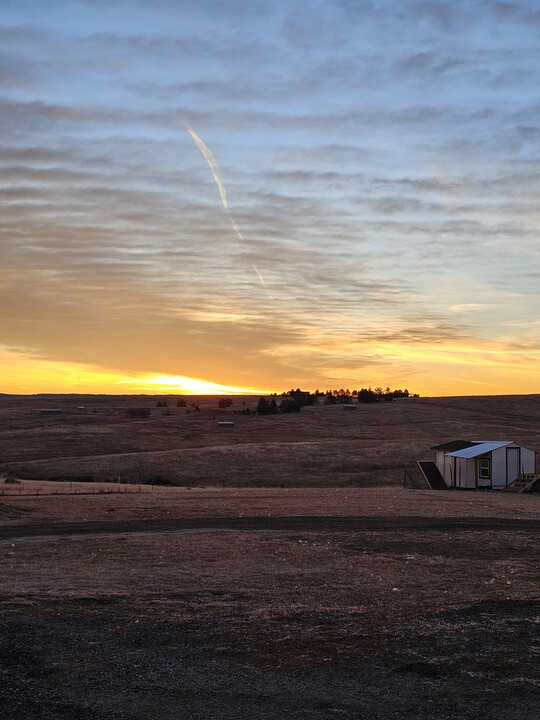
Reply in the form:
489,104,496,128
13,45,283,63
1,0,540,396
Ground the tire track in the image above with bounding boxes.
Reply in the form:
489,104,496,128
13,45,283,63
1,514,540,543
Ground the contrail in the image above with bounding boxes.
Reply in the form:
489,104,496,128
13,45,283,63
252,263,274,300
184,123,273,300
184,124,228,211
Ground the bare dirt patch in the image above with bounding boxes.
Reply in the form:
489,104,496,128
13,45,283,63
0,488,539,719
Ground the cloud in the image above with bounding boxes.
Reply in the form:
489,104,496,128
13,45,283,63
1,0,540,394
448,304,494,313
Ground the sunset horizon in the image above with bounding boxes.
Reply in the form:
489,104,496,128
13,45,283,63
2,2,539,399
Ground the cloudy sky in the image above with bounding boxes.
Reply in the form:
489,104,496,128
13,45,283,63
2,0,540,395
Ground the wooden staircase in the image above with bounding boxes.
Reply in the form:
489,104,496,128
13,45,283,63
504,474,540,493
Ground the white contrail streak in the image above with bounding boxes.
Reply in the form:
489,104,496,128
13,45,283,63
253,263,274,300
184,124,229,210
184,123,273,300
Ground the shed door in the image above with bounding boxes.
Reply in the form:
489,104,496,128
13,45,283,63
506,447,521,485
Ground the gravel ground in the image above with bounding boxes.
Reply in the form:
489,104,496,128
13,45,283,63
1,490,539,719
1,596,539,720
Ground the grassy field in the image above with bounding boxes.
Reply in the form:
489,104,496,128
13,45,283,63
1,393,539,487
1,394,539,718
1,487,539,719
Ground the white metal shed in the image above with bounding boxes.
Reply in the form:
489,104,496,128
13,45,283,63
432,440,537,489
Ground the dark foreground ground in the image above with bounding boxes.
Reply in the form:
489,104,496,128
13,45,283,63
2,597,538,720
1,488,539,719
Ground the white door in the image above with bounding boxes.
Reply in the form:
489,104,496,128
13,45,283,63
506,447,520,486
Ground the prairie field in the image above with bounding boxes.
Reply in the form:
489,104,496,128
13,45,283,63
0,394,539,719
1,393,540,488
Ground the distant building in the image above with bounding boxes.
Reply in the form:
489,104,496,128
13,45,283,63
40,408,62,414
419,440,537,490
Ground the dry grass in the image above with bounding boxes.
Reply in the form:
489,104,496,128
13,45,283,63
1,484,539,716
1,488,539,670
2,486,540,524
1,393,539,487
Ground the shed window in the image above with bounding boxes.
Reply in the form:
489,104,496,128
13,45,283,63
479,457,491,479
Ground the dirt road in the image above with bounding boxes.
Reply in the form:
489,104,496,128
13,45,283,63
2,513,540,543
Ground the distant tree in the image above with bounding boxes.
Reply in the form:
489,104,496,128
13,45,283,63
257,397,270,415
288,388,317,408
358,388,376,403
279,397,302,413
177,398,186,407
218,398,233,409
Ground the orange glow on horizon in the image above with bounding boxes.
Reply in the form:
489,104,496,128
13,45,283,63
0,342,538,398
0,349,275,396
116,374,275,395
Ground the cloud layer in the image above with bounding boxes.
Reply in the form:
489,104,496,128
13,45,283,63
1,0,540,394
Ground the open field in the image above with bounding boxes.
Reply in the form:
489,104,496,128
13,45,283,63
1,395,539,717
1,393,540,487
1,487,539,719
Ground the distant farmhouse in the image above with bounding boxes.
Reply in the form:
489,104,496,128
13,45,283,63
418,440,538,490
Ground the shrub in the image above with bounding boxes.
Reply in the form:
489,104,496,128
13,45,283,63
279,397,302,413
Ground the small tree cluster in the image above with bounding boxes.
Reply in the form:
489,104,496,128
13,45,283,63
357,387,411,403
257,397,279,415
319,387,414,402
278,397,302,413
286,388,318,408
218,398,233,409
177,398,186,407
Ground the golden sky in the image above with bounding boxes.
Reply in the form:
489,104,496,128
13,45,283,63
2,2,540,396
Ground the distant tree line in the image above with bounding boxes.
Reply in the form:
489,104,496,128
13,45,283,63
255,389,316,415
254,386,418,415
315,387,417,404
127,385,418,421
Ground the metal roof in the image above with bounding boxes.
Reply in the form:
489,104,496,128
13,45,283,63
447,441,513,459
431,440,478,452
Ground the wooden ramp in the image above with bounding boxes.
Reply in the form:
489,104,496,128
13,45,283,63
417,461,448,490
504,474,540,493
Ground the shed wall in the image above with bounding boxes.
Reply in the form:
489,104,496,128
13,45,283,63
491,447,508,488
462,458,477,489
436,443,537,490
521,447,536,474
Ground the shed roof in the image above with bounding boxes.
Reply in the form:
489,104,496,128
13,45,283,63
447,441,513,458
430,440,478,452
